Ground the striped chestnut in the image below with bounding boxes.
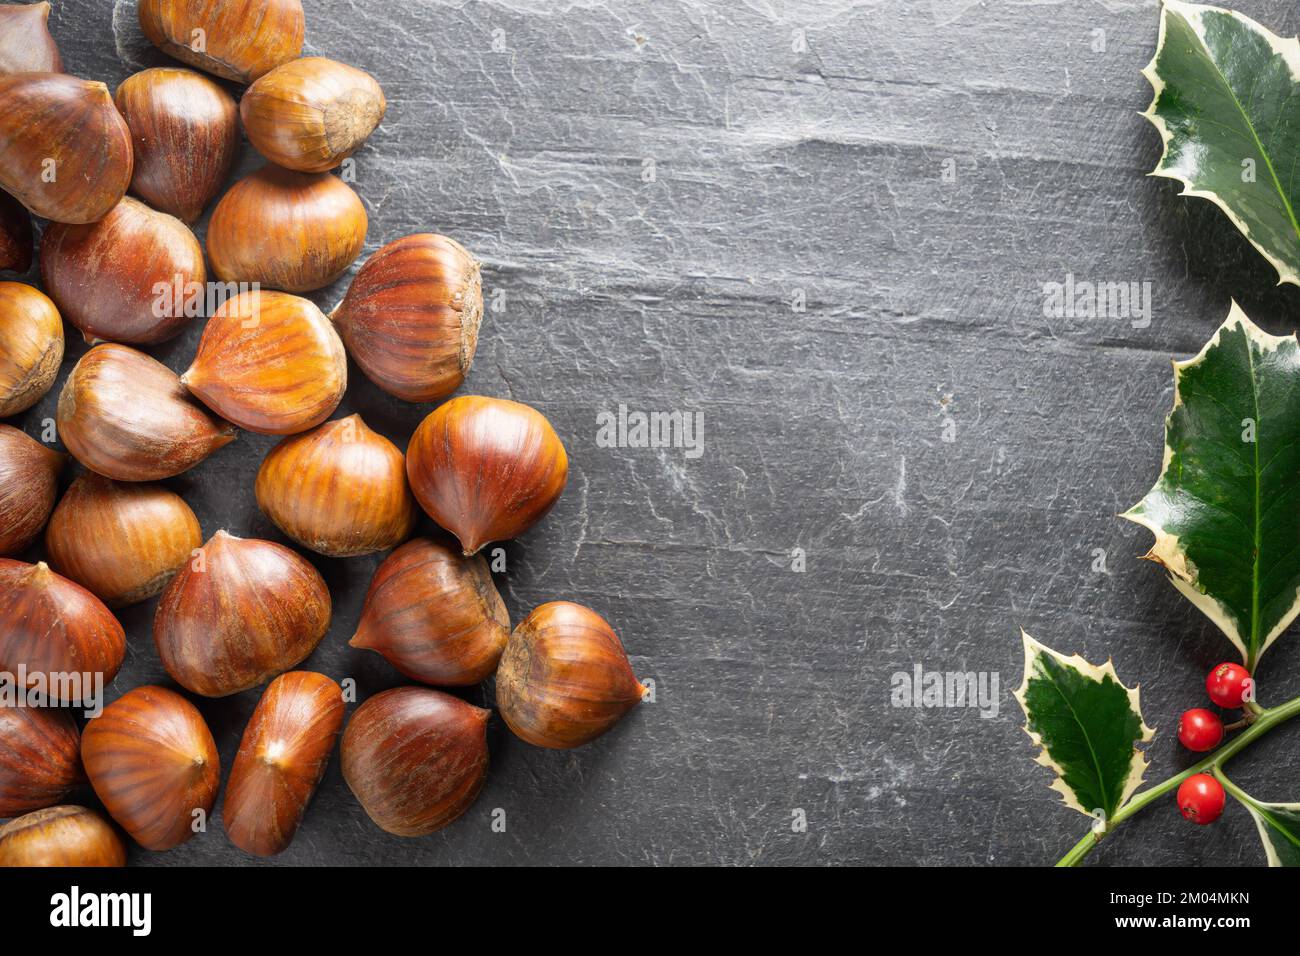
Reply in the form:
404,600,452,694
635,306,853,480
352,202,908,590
0,806,126,867
81,685,218,851
0,706,83,817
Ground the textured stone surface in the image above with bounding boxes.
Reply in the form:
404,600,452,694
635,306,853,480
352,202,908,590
4,0,1299,866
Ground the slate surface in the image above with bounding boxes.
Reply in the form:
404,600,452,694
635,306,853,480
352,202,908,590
5,0,1300,867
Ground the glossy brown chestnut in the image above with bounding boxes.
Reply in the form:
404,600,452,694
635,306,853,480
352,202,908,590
45,473,202,607
351,538,509,686
255,414,416,557
0,2,62,74
241,57,386,173
0,424,64,556
0,190,33,273
138,0,304,84
57,344,236,481
406,396,569,555
331,234,483,403
153,531,331,697
0,806,126,867
41,197,206,345
223,671,344,856
181,290,347,435
114,68,240,224
207,166,367,293
0,560,125,702
497,601,645,749
0,284,62,417
81,685,218,851
0,73,132,224
0,706,83,817
341,686,489,837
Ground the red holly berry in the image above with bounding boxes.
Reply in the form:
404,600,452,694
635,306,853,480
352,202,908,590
1177,708,1223,752
1206,662,1252,709
1177,773,1225,825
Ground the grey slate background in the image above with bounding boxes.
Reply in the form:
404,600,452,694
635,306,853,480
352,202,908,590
6,0,1300,866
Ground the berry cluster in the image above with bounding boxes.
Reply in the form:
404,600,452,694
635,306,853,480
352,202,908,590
1173,663,1252,825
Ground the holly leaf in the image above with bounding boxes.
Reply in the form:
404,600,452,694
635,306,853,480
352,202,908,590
1123,304,1300,671
1142,0,1300,285
1222,778,1300,866
1013,632,1153,823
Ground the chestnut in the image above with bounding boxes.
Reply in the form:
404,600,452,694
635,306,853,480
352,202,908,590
57,343,236,481
341,686,489,837
0,2,61,74
241,57,386,173
496,602,645,749
223,671,344,856
0,806,126,867
81,685,219,851
331,234,484,403
0,705,83,817
0,189,33,273
0,423,65,555
406,396,569,555
0,560,125,703
206,165,368,293
138,0,304,84
41,197,206,345
0,283,62,417
351,537,509,686
114,68,240,224
255,414,416,557
181,289,348,435
0,73,133,224
153,530,332,697
45,473,202,607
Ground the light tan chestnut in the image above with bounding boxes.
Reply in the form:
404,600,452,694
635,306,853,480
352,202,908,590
0,2,62,74
0,73,133,224
351,537,509,686
0,560,125,701
207,166,367,293
154,531,331,697
341,687,489,837
331,234,483,403
0,806,126,867
0,424,65,556
223,671,344,857
41,197,206,345
0,706,83,818
241,57,386,173
138,0,304,84
497,601,645,749
45,473,202,607
255,414,416,557
406,396,569,555
182,290,347,435
57,344,235,481
0,190,33,273
114,68,240,224
0,283,62,417
81,685,219,851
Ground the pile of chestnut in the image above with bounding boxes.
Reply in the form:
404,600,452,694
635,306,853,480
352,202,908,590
0,0,645,866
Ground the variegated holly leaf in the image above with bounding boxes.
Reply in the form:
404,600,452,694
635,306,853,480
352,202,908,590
1142,0,1300,285
1222,778,1300,866
1014,632,1153,822
1123,304,1300,671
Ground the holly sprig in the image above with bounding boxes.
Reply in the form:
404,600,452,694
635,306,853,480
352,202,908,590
1019,302,1300,866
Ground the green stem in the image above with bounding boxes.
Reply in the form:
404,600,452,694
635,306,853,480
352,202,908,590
1055,693,1300,866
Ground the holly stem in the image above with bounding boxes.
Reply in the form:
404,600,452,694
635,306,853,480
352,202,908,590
1055,692,1300,867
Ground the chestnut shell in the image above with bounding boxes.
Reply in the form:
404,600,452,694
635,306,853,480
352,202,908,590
0,806,126,867
0,706,83,817
341,687,489,837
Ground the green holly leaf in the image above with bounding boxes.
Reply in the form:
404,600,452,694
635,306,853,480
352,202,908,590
1123,304,1300,671
1221,775,1300,866
1013,632,1153,823
1142,0,1300,285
